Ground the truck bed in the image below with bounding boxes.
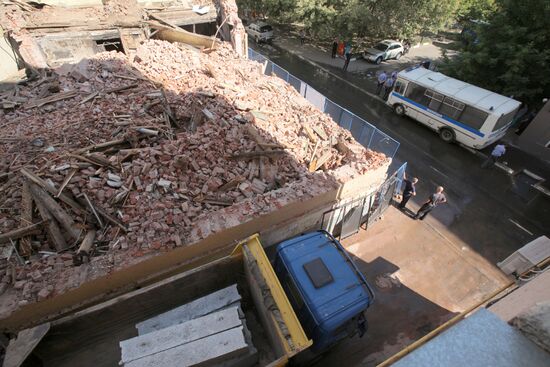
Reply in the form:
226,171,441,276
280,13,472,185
28,235,310,366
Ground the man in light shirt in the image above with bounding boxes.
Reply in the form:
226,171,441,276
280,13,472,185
376,71,387,95
482,143,506,168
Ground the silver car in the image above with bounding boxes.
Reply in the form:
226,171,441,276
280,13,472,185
245,22,274,43
363,40,404,64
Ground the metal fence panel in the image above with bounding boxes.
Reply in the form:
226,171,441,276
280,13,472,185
339,110,353,130
324,99,342,122
304,85,326,112
287,74,301,93
247,48,400,159
272,64,289,81
369,130,400,158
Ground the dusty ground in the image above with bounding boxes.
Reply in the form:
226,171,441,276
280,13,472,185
315,204,510,366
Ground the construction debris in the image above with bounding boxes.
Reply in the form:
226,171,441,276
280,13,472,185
0,39,388,313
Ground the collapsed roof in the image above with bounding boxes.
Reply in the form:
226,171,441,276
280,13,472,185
0,37,389,322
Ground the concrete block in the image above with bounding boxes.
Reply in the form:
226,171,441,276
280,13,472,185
136,284,240,335
125,326,248,367
121,306,242,364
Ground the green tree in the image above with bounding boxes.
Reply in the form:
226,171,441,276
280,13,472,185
455,0,497,21
442,0,550,107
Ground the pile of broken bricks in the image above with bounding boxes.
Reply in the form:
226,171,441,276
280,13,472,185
0,39,388,305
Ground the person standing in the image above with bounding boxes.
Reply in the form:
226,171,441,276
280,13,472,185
376,71,387,95
414,186,447,220
482,143,506,168
299,29,306,45
343,45,352,71
331,38,338,58
383,76,395,100
399,176,418,209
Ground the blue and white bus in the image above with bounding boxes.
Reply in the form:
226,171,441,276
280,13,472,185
387,67,521,149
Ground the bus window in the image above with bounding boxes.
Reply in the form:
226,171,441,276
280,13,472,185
394,80,406,95
439,97,464,119
425,89,444,111
493,108,518,131
405,82,428,105
459,105,489,130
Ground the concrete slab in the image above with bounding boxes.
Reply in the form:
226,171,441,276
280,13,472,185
121,306,242,364
136,284,240,335
125,326,248,367
393,309,549,367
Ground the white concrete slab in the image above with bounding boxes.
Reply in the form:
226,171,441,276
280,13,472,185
136,284,241,335
121,306,242,364
125,326,248,367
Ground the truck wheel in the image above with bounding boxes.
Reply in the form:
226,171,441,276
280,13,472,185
375,57,382,65
439,128,455,143
395,52,402,60
394,104,405,116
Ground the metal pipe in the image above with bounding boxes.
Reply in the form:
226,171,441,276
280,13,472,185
377,256,550,367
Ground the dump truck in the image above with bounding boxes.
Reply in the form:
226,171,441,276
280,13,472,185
5,231,375,367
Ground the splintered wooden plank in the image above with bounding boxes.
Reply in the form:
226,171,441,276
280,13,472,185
19,181,33,256
136,284,240,335
121,306,242,365
126,326,248,367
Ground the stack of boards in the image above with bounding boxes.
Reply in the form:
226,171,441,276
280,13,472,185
119,284,258,366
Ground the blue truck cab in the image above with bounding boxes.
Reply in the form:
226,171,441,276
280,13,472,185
274,230,375,353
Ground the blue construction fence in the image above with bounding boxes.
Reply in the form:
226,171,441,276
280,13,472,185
248,48,400,159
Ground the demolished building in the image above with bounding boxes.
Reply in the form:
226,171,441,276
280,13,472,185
0,1,390,332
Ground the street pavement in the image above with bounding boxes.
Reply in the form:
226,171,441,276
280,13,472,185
251,38,549,265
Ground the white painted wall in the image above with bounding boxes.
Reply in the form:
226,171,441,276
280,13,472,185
0,27,20,81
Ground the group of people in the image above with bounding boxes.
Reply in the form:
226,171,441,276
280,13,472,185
399,174,447,220
330,39,353,71
376,71,398,100
399,142,507,220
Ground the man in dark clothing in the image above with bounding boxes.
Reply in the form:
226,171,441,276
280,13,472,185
331,39,338,58
343,51,352,71
414,186,447,220
399,176,418,209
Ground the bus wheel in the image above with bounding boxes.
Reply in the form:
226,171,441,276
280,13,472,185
394,104,405,116
439,128,455,143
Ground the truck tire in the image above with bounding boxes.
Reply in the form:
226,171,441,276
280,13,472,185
439,127,455,143
394,104,405,116
375,57,382,65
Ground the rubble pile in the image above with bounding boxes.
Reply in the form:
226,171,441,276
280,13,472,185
0,39,388,306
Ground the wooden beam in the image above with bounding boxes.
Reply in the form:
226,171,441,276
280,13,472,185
20,168,85,215
28,183,80,242
0,222,43,245
19,182,33,256
151,25,221,49
229,150,285,160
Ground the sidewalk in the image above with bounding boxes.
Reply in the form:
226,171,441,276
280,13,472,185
316,205,510,366
266,36,550,197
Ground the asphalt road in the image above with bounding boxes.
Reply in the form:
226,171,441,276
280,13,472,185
251,42,549,266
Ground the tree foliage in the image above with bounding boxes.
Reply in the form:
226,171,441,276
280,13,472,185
442,0,550,107
238,0,461,39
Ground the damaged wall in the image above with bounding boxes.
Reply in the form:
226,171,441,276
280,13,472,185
0,26,20,80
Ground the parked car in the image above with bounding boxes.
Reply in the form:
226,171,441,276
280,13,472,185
363,40,404,64
245,21,274,43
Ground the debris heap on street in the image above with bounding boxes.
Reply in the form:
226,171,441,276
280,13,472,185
0,39,388,313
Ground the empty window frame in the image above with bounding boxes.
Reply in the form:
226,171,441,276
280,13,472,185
405,82,428,105
459,105,489,130
439,96,464,119
424,89,445,111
